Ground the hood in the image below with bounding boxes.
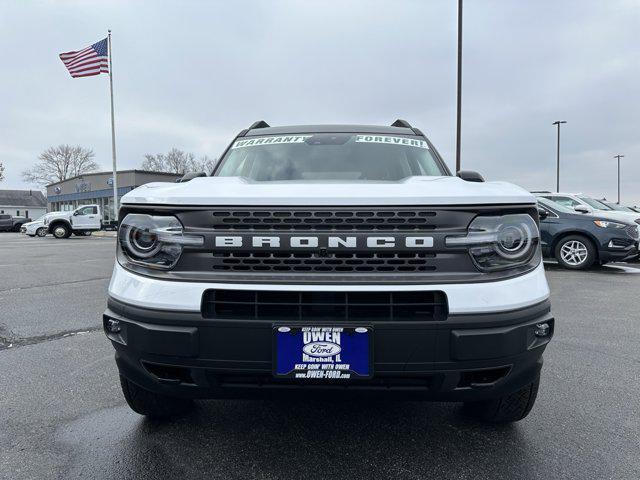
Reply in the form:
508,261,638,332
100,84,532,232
121,176,536,206
590,210,640,224
23,220,43,227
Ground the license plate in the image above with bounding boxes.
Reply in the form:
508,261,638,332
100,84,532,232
274,325,372,380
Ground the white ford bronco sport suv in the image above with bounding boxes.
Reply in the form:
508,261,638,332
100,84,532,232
104,120,554,423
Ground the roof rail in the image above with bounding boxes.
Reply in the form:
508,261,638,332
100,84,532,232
530,191,552,194
391,119,412,128
248,120,270,129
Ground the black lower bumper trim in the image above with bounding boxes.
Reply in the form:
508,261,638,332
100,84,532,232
104,297,552,401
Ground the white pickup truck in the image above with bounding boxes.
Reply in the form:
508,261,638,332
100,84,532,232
45,204,102,238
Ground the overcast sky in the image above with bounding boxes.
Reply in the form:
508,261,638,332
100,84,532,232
1,0,638,204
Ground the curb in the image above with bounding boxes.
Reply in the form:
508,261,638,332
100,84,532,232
93,231,117,237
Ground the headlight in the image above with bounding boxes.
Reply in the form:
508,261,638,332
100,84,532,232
118,214,204,269
445,214,540,272
593,220,626,229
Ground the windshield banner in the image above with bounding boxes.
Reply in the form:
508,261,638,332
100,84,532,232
232,135,312,149
355,135,429,149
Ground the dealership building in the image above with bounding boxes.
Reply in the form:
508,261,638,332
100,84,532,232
46,170,182,221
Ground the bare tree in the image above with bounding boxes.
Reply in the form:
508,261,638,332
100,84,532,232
0,161,4,182
22,145,99,186
141,148,215,174
165,148,195,174
141,153,167,172
192,155,217,174
142,148,193,174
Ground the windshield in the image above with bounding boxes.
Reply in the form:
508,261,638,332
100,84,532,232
579,197,612,210
537,197,574,214
605,202,635,212
215,133,447,181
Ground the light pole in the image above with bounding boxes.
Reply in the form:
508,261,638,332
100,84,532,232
552,121,567,192
614,155,624,204
455,0,463,173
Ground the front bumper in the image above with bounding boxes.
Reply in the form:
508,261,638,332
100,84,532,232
599,240,639,262
21,223,42,235
104,296,553,401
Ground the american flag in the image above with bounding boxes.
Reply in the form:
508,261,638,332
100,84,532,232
59,38,109,78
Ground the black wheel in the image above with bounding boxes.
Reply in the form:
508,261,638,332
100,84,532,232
119,376,194,419
12,225,21,232
554,235,596,270
36,227,47,237
462,376,540,424
52,224,70,239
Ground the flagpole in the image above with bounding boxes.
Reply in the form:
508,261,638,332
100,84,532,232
107,30,119,222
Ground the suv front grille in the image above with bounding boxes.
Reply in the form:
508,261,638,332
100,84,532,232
626,224,639,240
202,289,448,322
212,251,437,273
172,207,480,281
158,205,537,283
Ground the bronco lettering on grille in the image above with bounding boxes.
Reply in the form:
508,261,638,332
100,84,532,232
213,236,434,249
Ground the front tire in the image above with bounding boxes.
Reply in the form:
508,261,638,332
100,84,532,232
463,376,540,424
119,376,194,419
36,227,47,237
555,235,596,270
52,224,70,239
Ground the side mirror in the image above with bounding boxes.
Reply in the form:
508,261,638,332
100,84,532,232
177,172,206,183
73,211,79,216
457,170,485,182
574,205,591,214
537,207,549,220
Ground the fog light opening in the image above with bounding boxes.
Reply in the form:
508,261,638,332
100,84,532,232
534,322,550,337
142,361,195,385
106,318,121,333
457,367,510,388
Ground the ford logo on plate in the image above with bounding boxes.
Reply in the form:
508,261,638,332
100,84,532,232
302,341,341,358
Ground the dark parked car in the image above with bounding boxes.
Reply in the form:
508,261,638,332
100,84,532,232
0,214,31,232
537,197,639,269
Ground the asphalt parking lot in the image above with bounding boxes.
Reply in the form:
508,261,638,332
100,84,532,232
1,232,639,480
